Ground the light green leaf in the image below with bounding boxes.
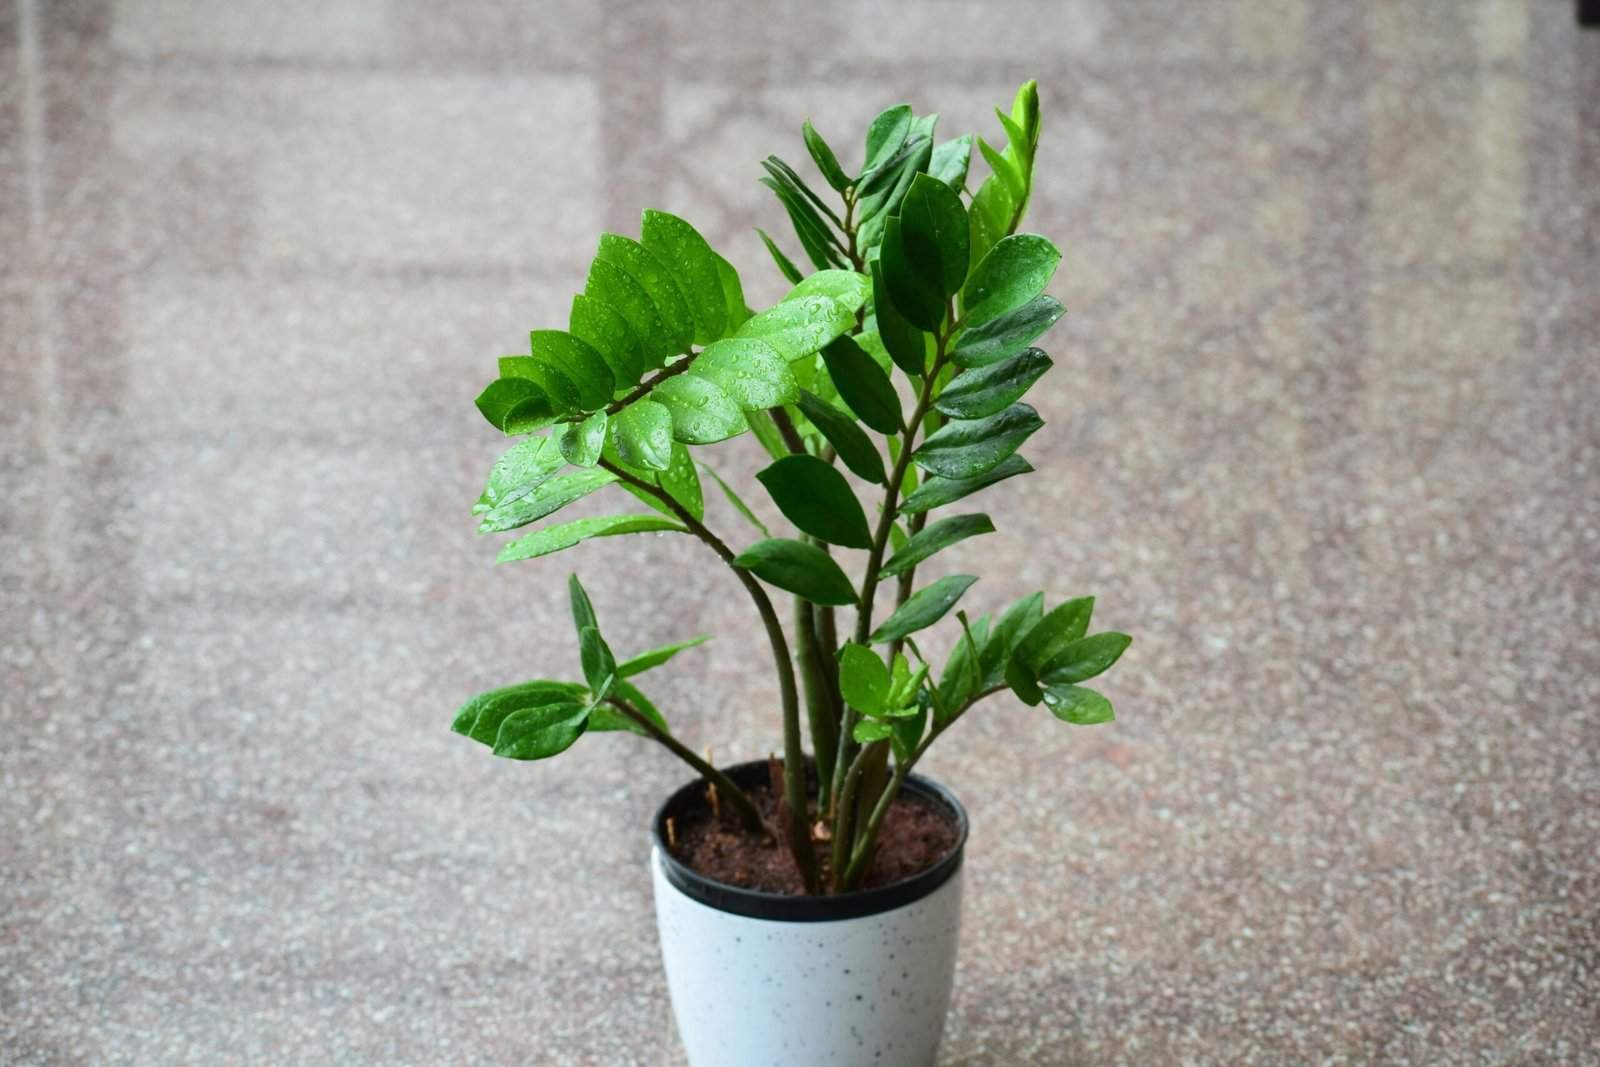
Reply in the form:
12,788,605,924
913,403,1042,480
879,513,995,578
756,227,805,285
475,377,551,433
477,469,616,534
935,349,1052,420
689,338,798,410
890,699,927,763
618,634,710,678
589,679,669,735
585,257,675,367
652,374,746,444
560,411,609,467
821,335,902,434
499,356,582,416
899,454,1033,515
785,270,871,315
870,256,927,378
715,253,750,330
853,719,894,744
614,441,704,522
595,233,695,355
609,399,674,470
496,513,684,563
529,330,613,410
839,643,890,716
1042,684,1114,725
699,462,769,536
569,573,599,634
795,392,887,485
640,209,727,345
570,292,646,388
1039,632,1132,685
735,293,855,361
961,233,1062,328
978,135,1026,203
968,176,1015,275
452,680,588,744
930,135,973,190
900,172,969,297
579,625,618,699
951,295,1066,368
869,574,978,643
493,701,590,760
861,104,913,177
733,538,858,606
475,434,566,513
756,454,872,549
803,119,851,191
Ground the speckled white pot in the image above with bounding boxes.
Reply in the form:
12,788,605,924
650,765,967,1067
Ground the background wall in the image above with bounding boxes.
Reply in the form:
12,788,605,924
3,1,1597,1063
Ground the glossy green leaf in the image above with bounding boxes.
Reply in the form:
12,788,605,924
618,634,710,678
857,136,931,251
608,398,674,470
935,349,1052,419
786,270,871,315
699,462,769,536
929,135,973,190
853,718,893,744
560,411,608,467
838,643,890,716
870,256,926,377
795,391,887,485
757,227,805,285
579,625,618,698
475,377,549,432
475,434,566,513
881,215,945,332
689,338,797,410
1039,632,1132,685
735,294,854,362
733,538,858,606
900,173,969,297
764,156,843,229
899,454,1033,514
715,253,750,330
569,573,599,634
640,209,726,345
978,135,1025,203
476,469,616,534
452,680,588,744
760,173,842,271
822,335,902,434
879,514,995,578
500,355,581,415
614,441,703,522
652,374,745,444
803,119,851,191
756,454,872,549
962,234,1062,328
493,701,590,760
952,296,1065,368
890,699,928,763
869,574,978,643
968,174,1014,274
529,330,613,410
1042,684,1114,725
595,233,695,355
935,613,989,718
1008,596,1095,705
913,403,1042,479
586,257,675,366
569,293,646,390
496,513,684,564
862,104,913,176
588,678,670,735
979,591,1045,690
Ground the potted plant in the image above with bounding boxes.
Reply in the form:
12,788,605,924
450,81,1131,1067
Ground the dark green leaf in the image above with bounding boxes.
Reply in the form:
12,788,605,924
579,625,618,698
560,411,608,467
493,701,590,760
1042,684,1114,725
735,294,854,361
1039,632,1132,685
899,173,969,297
935,612,989,720
618,634,710,678
890,698,927,763
935,349,1052,419
1008,596,1095,705
913,403,1042,479
861,104,913,176
881,215,945,332
699,462,769,536
899,453,1033,514
795,391,887,485
759,174,843,271
475,434,565,513
822,335,903,434
803,119,851,191
608,399,674,470
689,338,798,410
586,257,675,367
980,591,1045,689
452,680,588,744
715,253,750,330
951,295,1065,368
869,574,978,643
496,514,684,563
764,156,843,229
569,293,647,390
838,643,890,716
569,573,599,634
652,374,745,444
595,233,695,355
588,679,670,735
929,135,973,190
870,256,926,377
475,377,551,432
756,227,805,285
529,330,613,410
879,514,995,578
961,233,1062,328
476,469,616,533
856,137,931,251
733,538,858,606
640,209,727,346
756,454,872,549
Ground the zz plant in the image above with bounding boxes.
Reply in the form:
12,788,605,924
452,82,1130,894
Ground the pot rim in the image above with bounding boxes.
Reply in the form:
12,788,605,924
651,759,968,922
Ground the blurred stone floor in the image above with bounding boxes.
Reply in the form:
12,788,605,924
3,1,1598,1063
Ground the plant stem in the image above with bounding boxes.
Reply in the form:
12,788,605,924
794,596,837,811
605,350,700,415
605,697,768,837
829,740,881,891
598,458,820,892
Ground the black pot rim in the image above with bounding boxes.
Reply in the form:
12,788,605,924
650,759,968,922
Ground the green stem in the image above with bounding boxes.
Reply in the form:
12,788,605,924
599,458,820,892
604,349,700,415
829,740,881,891
605,697,768,837
794,596,838,810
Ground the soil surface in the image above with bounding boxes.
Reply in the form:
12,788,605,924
668,780,959,895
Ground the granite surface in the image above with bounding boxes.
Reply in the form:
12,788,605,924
4,1,1599,1064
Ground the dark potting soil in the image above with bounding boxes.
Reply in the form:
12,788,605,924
667,779,959,895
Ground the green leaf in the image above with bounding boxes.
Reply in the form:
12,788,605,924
476,377,551,432
579,625,618,699
756,454,872,549
585,258,676,367
759,173,842,271
496,513,684,563
595,233,695,355
968,175,1014,274
560,411,608,467
640,210,727,346
529,330,613,410
452,680,588,744
795,392,887,485
821,335,903,434
1039,632,1132,685
935,349,1052,419
857,136,931,252
652,374,746,444
879,514,995,578
785,270,871,315
929,135,973,190
689,338,798,410
476,469,616,533
614,442,704,522
935,612,988,720
838,643,890,716
803,119,851,191
881,215,945,332
699,462,769,536
608,398,674,470
870,256,927,377
961,234,1062,328
899,173,969,297
913,403,1042,480
475,434,566,513
500,356,583,419
588,679,670,735
900,453,1032,515
1042,684,1114,726
951,295,1066,368
890,699,927,764
1008,596,1095,705
756,227,805,285
862,104,913,177
569,293,647,390
493,701,590,760
980,591,1045,689
869,574,978,643
618,634,710,678
715,253,751,330
569,573,599,634
853,719,894,744
764,156,843,229
733,538,858,605
978,135,1026,203
735,293,854,362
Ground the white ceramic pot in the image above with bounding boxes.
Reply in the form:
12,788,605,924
651,764,967,1067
